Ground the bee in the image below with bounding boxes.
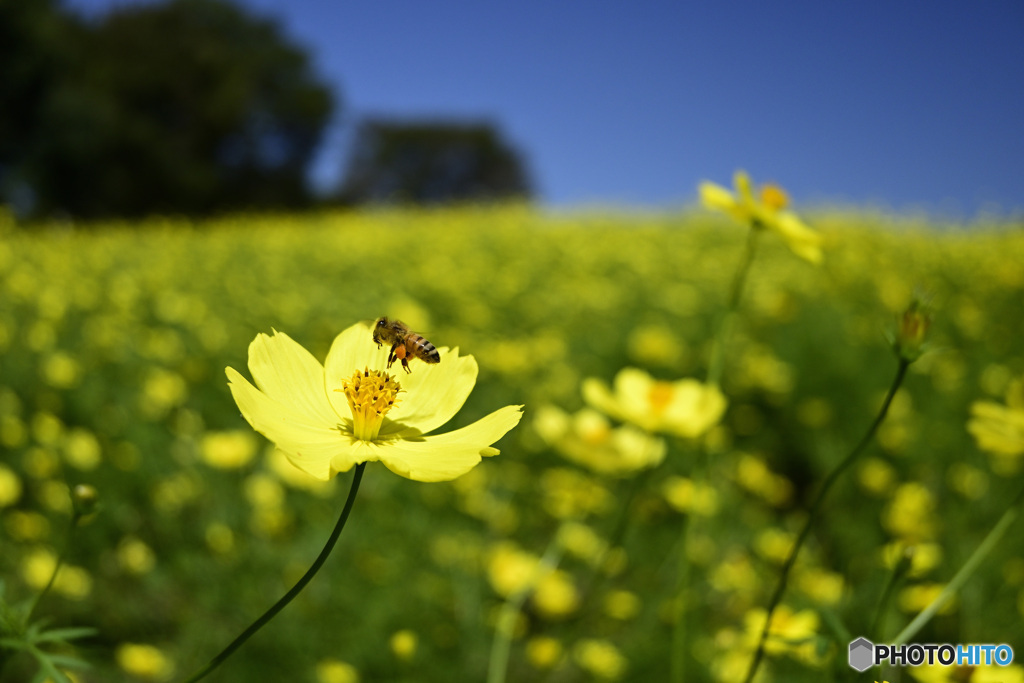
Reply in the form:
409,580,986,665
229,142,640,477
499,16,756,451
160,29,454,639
372,316,441,373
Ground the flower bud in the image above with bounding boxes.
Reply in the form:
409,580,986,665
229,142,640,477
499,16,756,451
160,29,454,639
893,299,931,362
71,483,100,519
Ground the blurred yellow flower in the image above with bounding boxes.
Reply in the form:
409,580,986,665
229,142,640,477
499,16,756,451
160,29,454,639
526,636,564,670
63,428,101,470
700,170,823,264
968,376,1024,469
899,582,955,614
573,638,628,680
534,570,580,619
663,476,720,516
910,663,1024,683
199,430,258,469
22,548,92,599
389,629,418,661
603,589,641,620
742,605,821,662
0,464,22,507
316,658,360,683
118,536,157,575
883,482,938,542
540,467,612,519
534,405,666,475
226,322,522,482
881,541,943,578
582,368,726,438
115,643,175,680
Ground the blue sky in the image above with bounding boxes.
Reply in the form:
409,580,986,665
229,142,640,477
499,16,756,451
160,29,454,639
67,0,1024,215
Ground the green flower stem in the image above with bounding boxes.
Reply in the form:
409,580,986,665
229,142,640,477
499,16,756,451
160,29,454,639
707,225,760,388
670,514,692,683
487,532,565,683
743,358,910,683
891,482,1024,646
868,546,913,641
26,510,84,622
182,462,366,683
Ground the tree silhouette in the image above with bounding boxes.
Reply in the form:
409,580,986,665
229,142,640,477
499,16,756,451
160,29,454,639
1,0,334,219
337,119,532,205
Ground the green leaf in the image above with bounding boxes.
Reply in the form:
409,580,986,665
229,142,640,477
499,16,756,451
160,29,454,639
33,626,97,644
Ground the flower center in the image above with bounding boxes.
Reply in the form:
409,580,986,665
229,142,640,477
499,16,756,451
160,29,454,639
760,184,789,211
339,368,401,441
648,381,674,416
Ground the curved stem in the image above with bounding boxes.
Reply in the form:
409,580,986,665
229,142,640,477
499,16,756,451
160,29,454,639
182,462,366,683
892,482,1024,645
742,359,909,683
27,512,82,622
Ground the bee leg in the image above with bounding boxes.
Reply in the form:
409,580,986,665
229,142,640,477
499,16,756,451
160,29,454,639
401,357,412,373
387,343,398,368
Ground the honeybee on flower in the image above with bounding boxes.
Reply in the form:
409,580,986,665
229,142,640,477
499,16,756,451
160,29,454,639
372,316,440,373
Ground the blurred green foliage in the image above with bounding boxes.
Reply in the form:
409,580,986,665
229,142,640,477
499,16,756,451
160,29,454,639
0,206,1022,682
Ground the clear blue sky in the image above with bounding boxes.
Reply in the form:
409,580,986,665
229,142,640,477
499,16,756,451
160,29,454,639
67,0,1024,216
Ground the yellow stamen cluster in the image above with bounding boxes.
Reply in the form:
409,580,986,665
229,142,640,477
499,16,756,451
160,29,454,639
340,368,401,441
647,381,674,417
760,184,790,211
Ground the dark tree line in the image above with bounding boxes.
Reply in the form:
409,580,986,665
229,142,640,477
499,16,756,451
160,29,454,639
1,0,533,221
1,0,333,219
337,119,532,206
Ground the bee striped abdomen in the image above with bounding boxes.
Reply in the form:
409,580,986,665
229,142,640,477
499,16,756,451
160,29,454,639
409,335,440,363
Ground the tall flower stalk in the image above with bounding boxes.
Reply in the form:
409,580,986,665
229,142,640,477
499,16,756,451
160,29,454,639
182,322,522,680
182,464,365,683
742,356,912,683
667,172,822,682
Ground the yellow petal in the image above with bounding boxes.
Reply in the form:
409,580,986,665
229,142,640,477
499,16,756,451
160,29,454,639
246,330,339,428
226,367,347,481
662,380,728,437
385,347,478,435
733,170,755,205
376,405,523,482
772,212,824,264
581,377,626,423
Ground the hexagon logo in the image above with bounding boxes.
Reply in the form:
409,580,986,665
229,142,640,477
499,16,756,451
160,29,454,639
849,637,874,672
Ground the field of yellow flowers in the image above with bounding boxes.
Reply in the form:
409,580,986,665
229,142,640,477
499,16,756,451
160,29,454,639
1,200,1023,683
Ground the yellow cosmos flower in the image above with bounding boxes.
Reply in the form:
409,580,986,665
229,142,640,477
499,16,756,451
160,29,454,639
226,322,522,482
582,367,726,438
968,376,1024,464
699,170,823,264
534,405,666,476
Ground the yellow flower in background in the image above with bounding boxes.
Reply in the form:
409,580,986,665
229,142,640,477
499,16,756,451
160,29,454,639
742,605,822,663
316,658,360,683
526,636,564,670
199,430,258,469
968,376,1024,470
662,476,720,516
573,638,628,680
582,368,726,438
115,643,175,680
534,405,666,476
910,663,1024,683
0,464,22,507
389,630,418,661
699,170,823,264
883,482,938,542
226,322,522,482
